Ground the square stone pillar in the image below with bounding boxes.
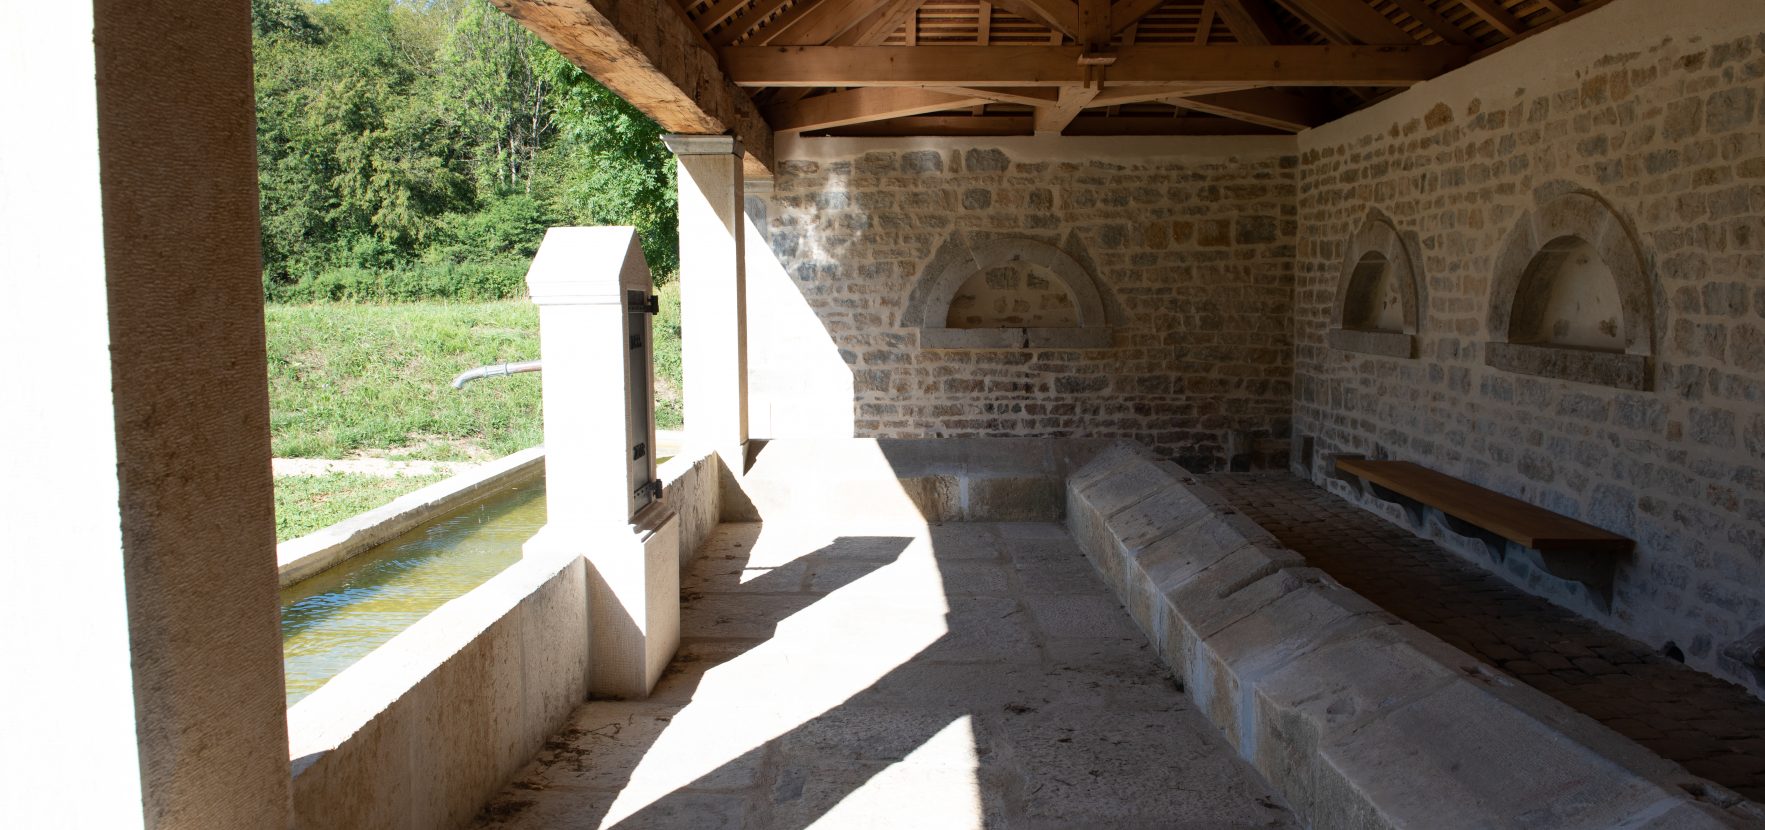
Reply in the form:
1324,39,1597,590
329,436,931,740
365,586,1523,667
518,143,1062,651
2,2,291,827
523,227,680,699
665,134,750,468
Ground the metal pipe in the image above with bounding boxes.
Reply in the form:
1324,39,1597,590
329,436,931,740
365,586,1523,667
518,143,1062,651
450,360,542,390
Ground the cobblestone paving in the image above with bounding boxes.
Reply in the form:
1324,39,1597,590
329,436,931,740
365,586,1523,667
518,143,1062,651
1206,473,1765,805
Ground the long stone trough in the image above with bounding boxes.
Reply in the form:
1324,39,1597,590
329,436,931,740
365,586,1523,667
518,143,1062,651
1066,441,1765,829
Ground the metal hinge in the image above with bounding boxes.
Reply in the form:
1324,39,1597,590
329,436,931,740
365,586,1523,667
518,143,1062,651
634,479,662,500
633,442,647,460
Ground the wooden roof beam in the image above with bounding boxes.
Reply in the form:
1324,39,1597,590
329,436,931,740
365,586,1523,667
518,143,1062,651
1213,0,1288,45
762,0,880,45
820,113,1286,136
766,87,988,132
1275,0,1412,44
1458,0,1524,37
1284,0,1404,44
1033,85,1100,133
722,44,1470,87
496,0,773,174
1111,0,1172,37
831,0,931,46
1077,0,1110,47
991,0,1079,38
1164,87,1328,131
710,0,792,47
1384,0,1475,45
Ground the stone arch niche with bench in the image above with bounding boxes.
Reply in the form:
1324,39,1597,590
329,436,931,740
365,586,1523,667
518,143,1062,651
1327,209,1423,358
1486,189,1657,390
903,231,1114,349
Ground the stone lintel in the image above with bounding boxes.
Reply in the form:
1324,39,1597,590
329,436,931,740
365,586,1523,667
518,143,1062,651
1485,341,1651,391
1327,327,1415,359
920,326,1113,350
664,134,742,156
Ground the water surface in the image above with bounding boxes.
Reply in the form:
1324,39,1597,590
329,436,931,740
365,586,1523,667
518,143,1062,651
281,475,547,706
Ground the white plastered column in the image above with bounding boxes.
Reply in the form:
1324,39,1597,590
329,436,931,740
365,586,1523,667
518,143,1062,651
665,135,750,467
1,2,291,826
524,227,680,699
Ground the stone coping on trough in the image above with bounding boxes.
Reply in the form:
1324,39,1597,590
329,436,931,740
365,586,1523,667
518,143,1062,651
1065,441,1765,829
283,444,725,830
276,446,546,588
287,545,589,829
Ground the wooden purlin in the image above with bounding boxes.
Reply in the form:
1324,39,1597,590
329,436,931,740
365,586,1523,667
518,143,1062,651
723,44,1469,87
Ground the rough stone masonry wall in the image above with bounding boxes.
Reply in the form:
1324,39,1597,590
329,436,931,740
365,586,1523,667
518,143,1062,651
755,138,1297,471
1292,0,1765,696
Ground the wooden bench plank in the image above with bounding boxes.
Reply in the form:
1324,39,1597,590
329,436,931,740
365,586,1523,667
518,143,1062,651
1334,458,1633,555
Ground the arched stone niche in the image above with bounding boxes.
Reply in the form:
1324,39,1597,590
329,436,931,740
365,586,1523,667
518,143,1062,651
1327,210,1421,359
1486,189,1655,390
903,232,1113,349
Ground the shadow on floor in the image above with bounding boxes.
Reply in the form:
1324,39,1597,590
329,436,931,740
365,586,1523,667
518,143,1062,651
475,523,1296,829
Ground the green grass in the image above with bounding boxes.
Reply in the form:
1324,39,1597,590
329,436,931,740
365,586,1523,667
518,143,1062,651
274,472,449,541
266,285,682,461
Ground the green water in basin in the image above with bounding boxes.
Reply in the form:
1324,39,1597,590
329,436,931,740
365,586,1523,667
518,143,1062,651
280,475,547,707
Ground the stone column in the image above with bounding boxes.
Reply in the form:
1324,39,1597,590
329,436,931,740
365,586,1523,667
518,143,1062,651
524,227,681,699
1,2,290,827
665,135,750,467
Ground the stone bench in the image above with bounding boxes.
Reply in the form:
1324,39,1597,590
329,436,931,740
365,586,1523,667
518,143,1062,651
1334,455,1629,604
1065,442,1764,830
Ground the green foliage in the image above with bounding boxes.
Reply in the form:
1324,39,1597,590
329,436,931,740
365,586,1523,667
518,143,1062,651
266,258,531,303
275,472,450,541
265,300,684,460
253,0,679,294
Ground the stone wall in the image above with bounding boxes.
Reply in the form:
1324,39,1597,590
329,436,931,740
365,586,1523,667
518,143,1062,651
1291,0,1765,695
750,136,1298,471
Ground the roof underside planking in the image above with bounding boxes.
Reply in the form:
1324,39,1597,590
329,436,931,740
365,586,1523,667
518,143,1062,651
496,0,1616,174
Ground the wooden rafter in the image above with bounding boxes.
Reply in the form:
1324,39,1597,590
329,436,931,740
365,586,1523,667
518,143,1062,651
710,0,793,47
691,0,750,33
723,44,1469,87
763,0,882,45
1111,0,1170,37
832,0,930,46
1213,0,1287,45
991,0,1078,38
766,87,988,132
1275,0,1411,44
1194,1,1216,44
1458,0,1524,37
1385,0,1474,45
750,0,831,45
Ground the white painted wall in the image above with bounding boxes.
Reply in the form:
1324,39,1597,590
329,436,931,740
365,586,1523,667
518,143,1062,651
0,4,144,826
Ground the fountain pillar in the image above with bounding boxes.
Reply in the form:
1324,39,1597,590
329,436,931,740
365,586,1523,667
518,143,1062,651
524,227,680,699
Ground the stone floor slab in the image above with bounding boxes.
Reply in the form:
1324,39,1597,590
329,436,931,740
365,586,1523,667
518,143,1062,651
473,522,1299,829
